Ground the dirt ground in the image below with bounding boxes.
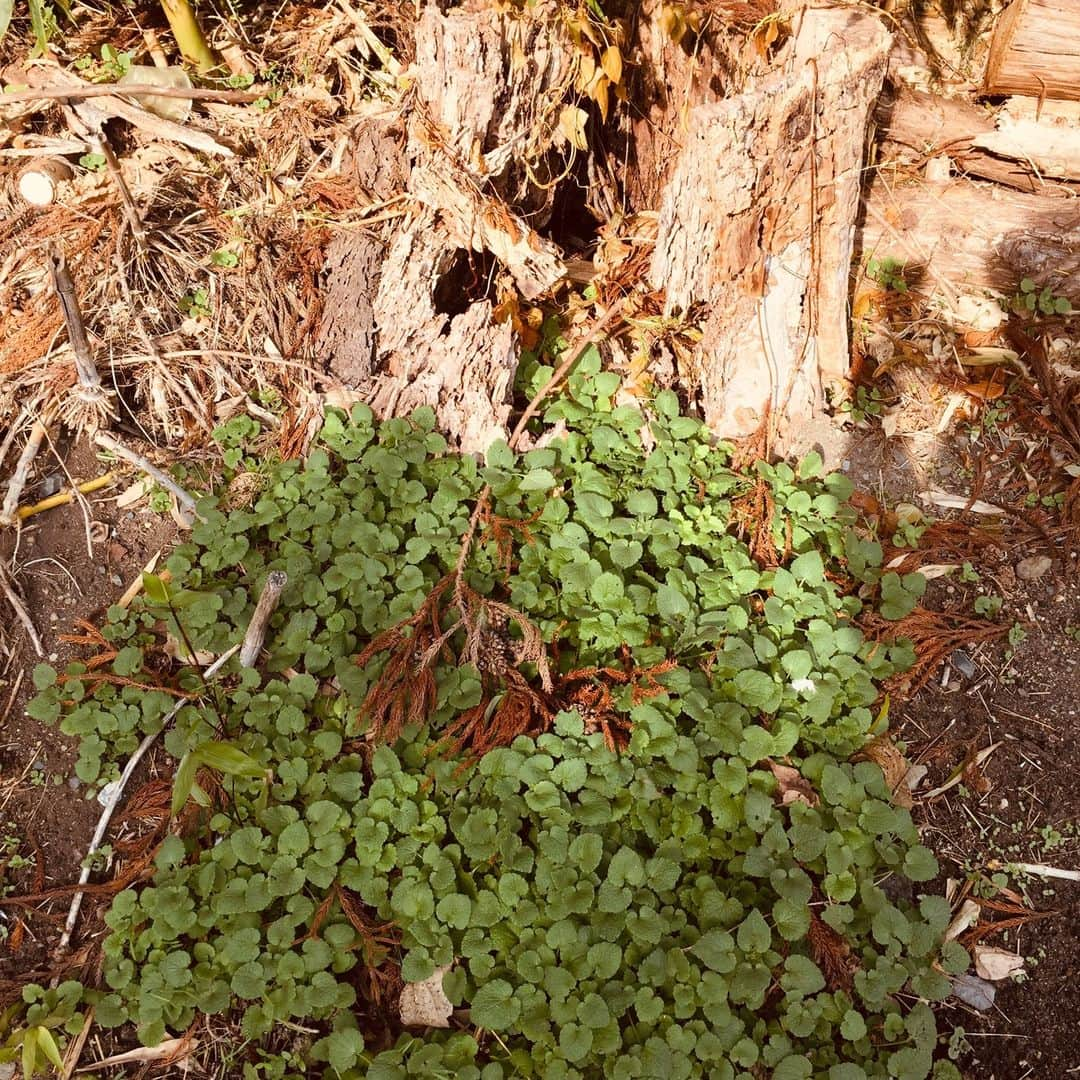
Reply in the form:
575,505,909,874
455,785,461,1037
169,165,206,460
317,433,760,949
0,439,175,980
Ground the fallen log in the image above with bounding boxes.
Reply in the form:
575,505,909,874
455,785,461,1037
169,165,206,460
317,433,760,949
985,0,1080,101
876,84,1078,194
858,176,1080,305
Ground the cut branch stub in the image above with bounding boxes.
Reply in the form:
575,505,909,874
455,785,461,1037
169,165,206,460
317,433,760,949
649,9,891,447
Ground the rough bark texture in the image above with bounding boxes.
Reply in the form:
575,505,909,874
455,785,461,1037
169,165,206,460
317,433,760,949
649,8,890,443
316,4,573,451
858,177,1080,302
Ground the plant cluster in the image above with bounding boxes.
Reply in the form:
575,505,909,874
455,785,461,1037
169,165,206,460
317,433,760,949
28,361,961,1079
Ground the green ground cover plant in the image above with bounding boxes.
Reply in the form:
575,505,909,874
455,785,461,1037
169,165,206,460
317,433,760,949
25,352,962,1079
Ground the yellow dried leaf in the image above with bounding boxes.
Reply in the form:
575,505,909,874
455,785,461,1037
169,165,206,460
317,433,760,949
601,45,623,85
853,736,914,808
594,75,610,122
660,4,686,45
558,105,589,152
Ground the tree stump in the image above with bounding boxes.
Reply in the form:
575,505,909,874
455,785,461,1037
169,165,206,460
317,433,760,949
647,9,890,445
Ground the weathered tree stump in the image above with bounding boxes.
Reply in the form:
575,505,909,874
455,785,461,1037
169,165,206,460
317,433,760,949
648,9,891,444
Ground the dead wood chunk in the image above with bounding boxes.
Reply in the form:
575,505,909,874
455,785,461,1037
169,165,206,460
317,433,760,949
985,0,1080,101
876,84,1078,195
859,178,1080,302
620,0,747,213
368,211,517,455
649,8,890,442
999,229,1080,301
344,111,407,201
315,233,382,385
414,3,573,216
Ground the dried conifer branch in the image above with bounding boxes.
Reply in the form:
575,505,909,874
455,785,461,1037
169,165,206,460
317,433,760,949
240,571,288,668
356,303,626,749
0,84,261,104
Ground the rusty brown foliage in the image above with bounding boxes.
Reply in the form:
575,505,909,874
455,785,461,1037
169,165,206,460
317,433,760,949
861,607,1008,696
807,911,859,991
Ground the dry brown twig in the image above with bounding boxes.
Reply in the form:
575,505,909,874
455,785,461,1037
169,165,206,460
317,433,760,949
92,432,202,524
240,571,288,667
0,563,44,658
49,246,116,434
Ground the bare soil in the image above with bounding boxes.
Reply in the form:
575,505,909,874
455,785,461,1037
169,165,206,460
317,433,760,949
0,439,175,979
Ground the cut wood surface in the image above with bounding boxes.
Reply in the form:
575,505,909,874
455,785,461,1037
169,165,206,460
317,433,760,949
859,177,1080,303
877,84,1078,194
650,8,890,444
985,0,1080,100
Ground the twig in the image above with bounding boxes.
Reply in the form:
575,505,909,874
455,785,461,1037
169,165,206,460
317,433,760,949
454,300,626,573
0,564,44,658
58,645,239,950
1007,862,1080,883
508,299,625,449
92,432,203,524
88,134,148,251
239,571,288,667
0,83,262,104
0,418,50,527
49,246,115,433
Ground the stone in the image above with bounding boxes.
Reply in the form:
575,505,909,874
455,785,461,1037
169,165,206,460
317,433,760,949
1016,555,1052,581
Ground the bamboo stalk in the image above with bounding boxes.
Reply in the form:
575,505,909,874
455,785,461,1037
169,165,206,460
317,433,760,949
0,420,50,527
159,0,219,73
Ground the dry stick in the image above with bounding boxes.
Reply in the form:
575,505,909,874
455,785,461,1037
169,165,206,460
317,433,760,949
58,644,240,951
93,432,203,524
49,246,116,433
89,134,148,251
0,83,262,104
239,571,288,667
0,564,44,657
0,418,50,527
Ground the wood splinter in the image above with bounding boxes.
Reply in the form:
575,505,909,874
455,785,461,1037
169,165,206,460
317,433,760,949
93,432,203,525
240,571,288,668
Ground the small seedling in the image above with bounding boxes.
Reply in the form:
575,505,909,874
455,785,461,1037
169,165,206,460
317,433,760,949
867,256,909,293
1012,277,1072,318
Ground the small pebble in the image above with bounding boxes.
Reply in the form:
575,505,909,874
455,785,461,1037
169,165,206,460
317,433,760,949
67,776,80,791
1016,555,1052,581
951,649,976,680
110,573,123,586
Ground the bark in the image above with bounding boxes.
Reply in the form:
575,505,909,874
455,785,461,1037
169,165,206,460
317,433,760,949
858,176,1080,303
649,8,891,444
315,4,571,451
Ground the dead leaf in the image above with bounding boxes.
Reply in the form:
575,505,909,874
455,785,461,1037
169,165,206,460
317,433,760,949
601,45,622,84
852,736,913,808
945,898,981,943
558,105,589,152
918,489,1007,516
115,476,155,508
399,965,453,1028
974,946,1025,981
767,760,818,807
